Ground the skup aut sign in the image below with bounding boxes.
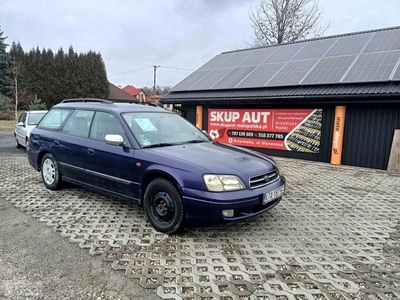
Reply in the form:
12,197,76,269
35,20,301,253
208,108,323,153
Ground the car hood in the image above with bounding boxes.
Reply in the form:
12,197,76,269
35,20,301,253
148,142,275,179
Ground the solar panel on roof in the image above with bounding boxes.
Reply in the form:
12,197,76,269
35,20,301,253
342,50,400,83
238,47,278,66
215,51,254,69
188,68,233,90
171,27,400,92
301,55,358,84
391,62,400,80
262,42,306,63
210,66,257,89
363,30,400,53
170,70,211,91
292,38,337,60
196,53,234,71
266,59,319,86
324,33,373,57
236,62,286,88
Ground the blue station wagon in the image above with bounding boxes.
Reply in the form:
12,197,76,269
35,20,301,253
27,99,286,234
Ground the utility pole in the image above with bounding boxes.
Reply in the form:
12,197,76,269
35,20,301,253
153,65,160,104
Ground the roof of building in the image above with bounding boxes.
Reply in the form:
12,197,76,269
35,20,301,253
122,85,146,97
163,26,400,104
162,82,400,104
108,83,138,102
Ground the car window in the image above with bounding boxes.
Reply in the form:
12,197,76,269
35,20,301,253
38,109,73,130
62,110,94,138
27,112,47,126
17,112,26,123
20,113,27,124
122,112,210,147
90,111,129,145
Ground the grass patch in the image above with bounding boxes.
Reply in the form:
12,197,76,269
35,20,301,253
0,119,16,131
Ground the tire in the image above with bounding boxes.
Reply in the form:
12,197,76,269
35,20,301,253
143,178,184,234
25,138,29,151
15,137,22,148
40,153,62,190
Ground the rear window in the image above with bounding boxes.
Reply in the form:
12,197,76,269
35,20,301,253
38,109,73,130
28,112,47,125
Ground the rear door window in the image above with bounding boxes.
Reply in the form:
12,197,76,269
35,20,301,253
38,109,73,130
62,110,95,138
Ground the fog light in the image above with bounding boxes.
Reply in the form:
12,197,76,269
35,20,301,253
222,209,234,217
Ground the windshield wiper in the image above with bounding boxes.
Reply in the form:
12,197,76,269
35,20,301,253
143,143,175,148
186,139,207,143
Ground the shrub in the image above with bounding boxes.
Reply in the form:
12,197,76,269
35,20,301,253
28,95,47,111
0,94,14,120
0,94,12,111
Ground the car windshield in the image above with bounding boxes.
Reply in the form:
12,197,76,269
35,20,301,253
28,112,47,125
122,111,210,148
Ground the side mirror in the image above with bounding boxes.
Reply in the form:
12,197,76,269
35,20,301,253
18,122,24,127
105,134,124,146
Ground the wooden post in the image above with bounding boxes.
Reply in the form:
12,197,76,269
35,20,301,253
196,106,203,130
387,129,400,172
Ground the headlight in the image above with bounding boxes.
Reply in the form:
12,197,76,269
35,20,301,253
203,174,246,192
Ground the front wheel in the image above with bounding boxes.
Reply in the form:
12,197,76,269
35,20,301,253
143,178,184,234
41,153,62,190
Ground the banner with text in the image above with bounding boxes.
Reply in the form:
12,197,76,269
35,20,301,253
208,108,323,153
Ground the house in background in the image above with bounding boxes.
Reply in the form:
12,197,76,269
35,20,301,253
113,83,180,113
122,85,147,103
107,83,138,102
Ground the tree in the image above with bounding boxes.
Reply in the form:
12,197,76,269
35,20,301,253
0,27,13,96
9,41,30,113
28,95,47,110
249,0,331,46
143,85,171,96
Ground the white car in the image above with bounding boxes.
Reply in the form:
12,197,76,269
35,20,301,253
14,110,48,149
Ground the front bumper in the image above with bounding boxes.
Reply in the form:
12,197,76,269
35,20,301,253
183,175,286,225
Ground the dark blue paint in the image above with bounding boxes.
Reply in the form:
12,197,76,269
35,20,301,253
27,102,286,226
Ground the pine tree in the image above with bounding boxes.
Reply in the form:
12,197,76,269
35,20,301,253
0,27,13,96
28,95,47,110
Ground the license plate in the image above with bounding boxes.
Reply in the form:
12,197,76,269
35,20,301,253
263,185,285,205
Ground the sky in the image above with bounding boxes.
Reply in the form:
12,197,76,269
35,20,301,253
1,0,399,89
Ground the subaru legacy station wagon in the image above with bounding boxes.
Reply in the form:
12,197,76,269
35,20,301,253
27,99,286,234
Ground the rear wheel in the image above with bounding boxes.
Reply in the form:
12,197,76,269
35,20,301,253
143,178,184,234
15,136,22,148
41,153,62,190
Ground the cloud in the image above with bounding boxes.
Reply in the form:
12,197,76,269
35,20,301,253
1,0,399,89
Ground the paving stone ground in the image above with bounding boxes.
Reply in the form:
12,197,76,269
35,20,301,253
0,156,399,300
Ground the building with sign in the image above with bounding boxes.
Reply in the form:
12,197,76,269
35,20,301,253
161,26,400,170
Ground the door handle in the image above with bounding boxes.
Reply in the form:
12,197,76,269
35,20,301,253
87,148,95,155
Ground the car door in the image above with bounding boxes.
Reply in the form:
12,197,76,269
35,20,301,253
52,110,94,182
85,111,136,199
15,112,27,144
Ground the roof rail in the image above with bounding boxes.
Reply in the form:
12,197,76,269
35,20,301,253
112,100,158,107
136,101,157,107
61,98,113,104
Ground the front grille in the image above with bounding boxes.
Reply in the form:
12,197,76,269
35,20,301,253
249,170,279,189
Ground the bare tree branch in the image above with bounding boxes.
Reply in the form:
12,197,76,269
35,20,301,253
249,0,332,46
